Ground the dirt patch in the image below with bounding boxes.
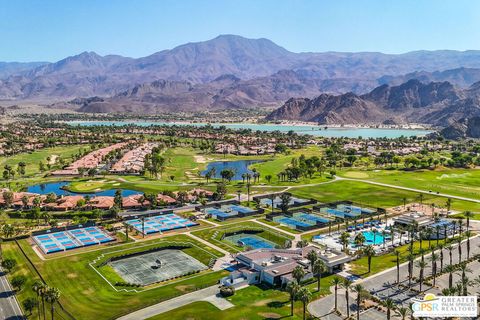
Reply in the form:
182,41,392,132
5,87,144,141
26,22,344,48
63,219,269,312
258,313,281,319
48,155,59,165
194,155,207,163
82,288,95,295
252,298,274,307
175,284,195,292
66,273,78,279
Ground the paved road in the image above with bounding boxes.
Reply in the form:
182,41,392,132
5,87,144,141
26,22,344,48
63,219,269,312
0,267,24,320
309,235,480,319
116,285,221,320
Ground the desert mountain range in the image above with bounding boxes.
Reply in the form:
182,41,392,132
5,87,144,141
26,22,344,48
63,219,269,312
2,35,480,125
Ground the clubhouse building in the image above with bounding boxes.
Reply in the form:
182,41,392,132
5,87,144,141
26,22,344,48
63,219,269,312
223,246,350,287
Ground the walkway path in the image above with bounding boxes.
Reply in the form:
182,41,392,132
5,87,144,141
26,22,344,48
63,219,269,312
116,285,221,320
252,219,302,245
185,232,230,256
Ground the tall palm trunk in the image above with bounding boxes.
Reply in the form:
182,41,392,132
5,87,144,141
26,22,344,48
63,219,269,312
334,285,338,311
345,289,350,318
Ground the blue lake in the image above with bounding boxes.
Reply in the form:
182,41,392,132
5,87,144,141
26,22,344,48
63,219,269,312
27,181,141,197
66,121,433,138
201,160,264,181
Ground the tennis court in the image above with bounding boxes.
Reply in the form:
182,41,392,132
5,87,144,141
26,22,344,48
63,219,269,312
224,233,275,249
125,213,198,235
109,249,207,286
33,226,114,254
206,204,255,220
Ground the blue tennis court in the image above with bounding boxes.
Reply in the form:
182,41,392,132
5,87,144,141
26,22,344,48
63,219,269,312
273,215,314,229
293,212,330,224
34,226,114,254
224,233,275,249
207,204,255,220
125,213,198,235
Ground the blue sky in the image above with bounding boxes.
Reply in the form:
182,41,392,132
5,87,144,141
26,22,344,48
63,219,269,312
1,0,480,62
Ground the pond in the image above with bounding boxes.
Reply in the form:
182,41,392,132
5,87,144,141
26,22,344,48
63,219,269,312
201,160,264,181
27,181,141,197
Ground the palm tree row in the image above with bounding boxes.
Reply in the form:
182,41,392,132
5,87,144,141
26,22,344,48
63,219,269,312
32,281,61,320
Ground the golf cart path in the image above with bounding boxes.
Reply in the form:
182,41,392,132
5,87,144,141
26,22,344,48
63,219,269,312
185,232,230,256
116,285,223,320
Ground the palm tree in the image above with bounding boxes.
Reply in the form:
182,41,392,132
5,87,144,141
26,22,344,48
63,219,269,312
446,245,453,266
331,276,342,311
352,284,366,320
394,249,401,283
438,243,444,272
292,266,306,284
464,211,473,232
354,232,366,248
44,287,60,320
444,265,455,289
381,229,387,249
425,228,433,248
383,298,396,320
297,287,312,320
339,232,350,252
457,237,462,264
465,230,471,259
306,249,318,271
459,263,472,296
342,278,353,318
430,252,438,286
286,280,300,316
32,280,45,320
395,306,410,320
435,225,441,246
313,259,326,292
407,253,415,287
364,245,375,273
417,260,427,292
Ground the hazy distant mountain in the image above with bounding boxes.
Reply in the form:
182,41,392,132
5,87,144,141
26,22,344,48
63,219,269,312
267,79,480,126
5,35,480,102
0,61,47,79
379,67,480,88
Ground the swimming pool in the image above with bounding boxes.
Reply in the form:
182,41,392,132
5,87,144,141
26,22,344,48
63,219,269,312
362,230,390,245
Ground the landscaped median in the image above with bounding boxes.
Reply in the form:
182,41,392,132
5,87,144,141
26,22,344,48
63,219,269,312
2,235,228,320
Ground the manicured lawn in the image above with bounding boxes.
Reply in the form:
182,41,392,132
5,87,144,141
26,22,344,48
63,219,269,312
162,147,207,182
192,221,294,253
339,168,480,201
250,146,330,186
0,144,90,177
147,276,334,320
3,235,227,320
290,180,480,212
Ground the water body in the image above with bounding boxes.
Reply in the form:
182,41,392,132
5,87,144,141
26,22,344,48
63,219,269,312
66,121,433,138
201,160,264,181
27,181,141,197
